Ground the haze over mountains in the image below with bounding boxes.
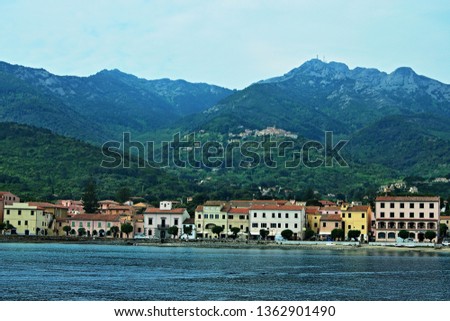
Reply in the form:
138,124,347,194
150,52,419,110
1,59,450,200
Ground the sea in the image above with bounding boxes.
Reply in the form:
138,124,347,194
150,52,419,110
0,243,449,301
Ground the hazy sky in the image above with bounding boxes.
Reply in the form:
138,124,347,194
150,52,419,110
0,0,449,89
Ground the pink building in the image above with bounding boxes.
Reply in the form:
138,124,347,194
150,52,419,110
56,200,85,215
68,214,122,237
319,214,343,240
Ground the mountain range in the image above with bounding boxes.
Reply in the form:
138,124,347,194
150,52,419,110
0,59,449,201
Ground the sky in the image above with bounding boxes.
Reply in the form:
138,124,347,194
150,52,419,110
0,0,449,89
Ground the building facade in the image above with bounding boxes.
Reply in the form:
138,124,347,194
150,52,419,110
143,201,190,239
3,203,51,235
0,191,20,223
195,201,229,238
341,205,372,241
374,196,440,242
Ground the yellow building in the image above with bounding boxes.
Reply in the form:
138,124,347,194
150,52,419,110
341,204,372,241
195,201,229,238
4,203,53,236
227,207,249,239
306,206,321,234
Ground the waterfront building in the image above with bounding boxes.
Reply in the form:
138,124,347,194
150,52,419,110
341,204,372,241
56,199,84,215
195,201,229,238
439,215,450,238
227,207,249,239
0,191,20,224
306,206,321,234
249,204,306,240
68,214,123,237
318,214,343,240
143,201,190,239
181,218,197,240
374,196,440,242
3,202,51,235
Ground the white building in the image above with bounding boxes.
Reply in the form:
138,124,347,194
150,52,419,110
249,204,306,240
143,201,190,239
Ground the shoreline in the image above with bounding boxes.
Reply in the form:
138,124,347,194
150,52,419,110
1,235,449,253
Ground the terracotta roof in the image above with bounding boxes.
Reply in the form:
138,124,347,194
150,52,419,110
344,205,371,212
305,206,320,214
98,200,119,204
55,217,69,222
133,202,148,208
376,196,440,202
320,206,341,211
440,216,450,219
228,208,249,214
204,200,226,206
319,200,336,206
183,218,195,224
144,208,187,214
250,204,304,211
69,214,121,221
230,199,287,207
106,205,134,210
320,214,342,221
28,202,68,209
195,205,204,212
133,214,144,221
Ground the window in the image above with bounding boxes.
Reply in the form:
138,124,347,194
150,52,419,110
253,212,257,218
174,219,179,225
215,214,219,219
71,222,75,227
261,223,267,228
322,222,326,227
362,213,365,218
361,225,365,230
285,213,289,219
390,203,395,208
149,230,152,236
25,220,28,226
314,223,318,228
419,203,424,209
348,225,351,229
262,213,266,218
278,213,281,218
270,223,277,228
348,213,352,218
198,214,201,219
400,212,404,218
107,223,111,228
295,213,298,218
197,224,201,228
18,210,21,215
18,221,21,226
430,213,434,218
252,223,258,228
380,203,385,208
409,212,414,218
31,211,34,215
204,214,208,219
222,215,226,220
137,228,142,233
98,222,102,228
148,218,153,225
419,213,424,218
342,213,345,218
429,203,434,209
410,203,414,209
240,225,243,229
272,213,275,218
380,212,385,218
239,215,245,220
79,222,83,227
6,210,9,215
400,203,405,208
278,223,281,228
229,225,232,229
87,222,91,227
390,212,394,218
285,223,288,228
335,222,339,228
294,224,298,228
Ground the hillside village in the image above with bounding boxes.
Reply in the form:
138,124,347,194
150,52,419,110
1,191,449,245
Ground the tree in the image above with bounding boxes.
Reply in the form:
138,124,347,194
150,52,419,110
70,229,76,235
347,230,361,241
77,228,86,237
168,226,179,239
331,228,344,241
398,230,409,241
281,229,293,240
212,226,224,238
230,227,240,239
116,187,131,204
0,222,6,235
182,225,193,239
110,226,120,238
304,228,315,240
62,225,71,236
82,177,99,213
424,231,437,242
121,223,133,239
259,229,269,240
440,223,449,238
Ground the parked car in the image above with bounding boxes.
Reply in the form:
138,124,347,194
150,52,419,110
133,233,149,239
